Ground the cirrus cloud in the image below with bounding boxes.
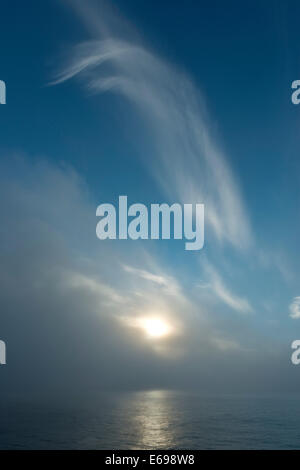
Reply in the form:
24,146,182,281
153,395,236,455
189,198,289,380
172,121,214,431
289,297,300,319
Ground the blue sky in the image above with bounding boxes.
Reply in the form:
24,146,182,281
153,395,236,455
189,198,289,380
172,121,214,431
1,0,300,394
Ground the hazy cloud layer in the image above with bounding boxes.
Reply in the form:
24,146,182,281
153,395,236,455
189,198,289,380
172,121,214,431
0,156,297,398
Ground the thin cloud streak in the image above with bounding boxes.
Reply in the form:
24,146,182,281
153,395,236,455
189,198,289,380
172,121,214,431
289,297,300,319
204,262,253,314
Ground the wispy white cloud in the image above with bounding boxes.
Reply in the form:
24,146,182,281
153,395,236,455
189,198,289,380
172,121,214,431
211,335,241,352
53,0,253,252
122,264,181,297
63,270,125,305
289,297,300,319
257,249,293,284
204,263,253,314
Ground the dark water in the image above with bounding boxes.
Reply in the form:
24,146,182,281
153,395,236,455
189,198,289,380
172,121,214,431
1,391,300,449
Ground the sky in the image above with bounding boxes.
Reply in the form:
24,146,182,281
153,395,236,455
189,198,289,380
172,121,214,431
1,0,300,400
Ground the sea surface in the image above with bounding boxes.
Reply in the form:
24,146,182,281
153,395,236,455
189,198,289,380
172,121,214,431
1,390,300,449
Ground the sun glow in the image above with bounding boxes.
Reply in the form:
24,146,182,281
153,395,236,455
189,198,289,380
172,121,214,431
140,317,171,338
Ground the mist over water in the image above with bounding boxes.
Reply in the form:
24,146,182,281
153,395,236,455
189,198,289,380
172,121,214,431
1,391,300,450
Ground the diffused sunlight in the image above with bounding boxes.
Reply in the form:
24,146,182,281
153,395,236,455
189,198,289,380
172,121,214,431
140,317,171,338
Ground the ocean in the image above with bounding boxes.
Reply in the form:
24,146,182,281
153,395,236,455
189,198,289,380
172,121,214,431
1,390,300,449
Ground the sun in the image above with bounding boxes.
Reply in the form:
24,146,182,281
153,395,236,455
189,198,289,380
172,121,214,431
140,317,170,338
125,314,173,340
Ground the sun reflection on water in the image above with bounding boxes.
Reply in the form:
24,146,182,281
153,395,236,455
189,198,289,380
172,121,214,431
129,390,177,449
